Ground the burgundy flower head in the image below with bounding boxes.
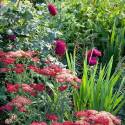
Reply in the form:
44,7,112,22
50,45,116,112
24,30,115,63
87,48,102,66
7,35,16,41
54,39,67,56
48,3,58,16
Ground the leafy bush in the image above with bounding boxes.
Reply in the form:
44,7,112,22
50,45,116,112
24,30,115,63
73,57,125,114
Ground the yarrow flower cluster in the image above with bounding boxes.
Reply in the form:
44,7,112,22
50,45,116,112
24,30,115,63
0,50,39,67
0,96,32,112
28,64,81,89
75,110,121,125
31,122,47,125
6,83,45,96
30,110,121,125
55,69,81,83
87,48,102,66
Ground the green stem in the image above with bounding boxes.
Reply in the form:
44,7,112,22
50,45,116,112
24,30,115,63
16,0,21,8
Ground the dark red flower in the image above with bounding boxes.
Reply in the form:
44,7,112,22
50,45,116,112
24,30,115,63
7,35,16,41
48,3,58,16
31,83,45,92
6,84,19,93
88,57,97,66
58,85,68,91
46,114,58,121
21,84,34,94
0,103,13,111
2,58,15,65
54,40,67,56
87,48,101,66
13,67,24,74
75,110,98,118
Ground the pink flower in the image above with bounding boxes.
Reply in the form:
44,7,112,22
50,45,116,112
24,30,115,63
19,107,27,112
54,40,67,56
75,110,98,118
0,68,9,73
31,122,47,125
48,3,58,16
11,96,32,108
39,64,62,77
58,85,68,91
31,57,40,63
75,120,90,125
46,114,58,121
6,84,19,93
21,84,35,95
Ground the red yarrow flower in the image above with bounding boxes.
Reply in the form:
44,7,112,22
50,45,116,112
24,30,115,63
6,84,19,93
0,103,13,111
28,65,39,73
58,85,68,91
46,114,58,121
75,110,98,118
54,40,67,56
15,64,24,68
48,3,58,16
31,83,45,92
2,58,15,65
31,122,47,125
13,67,24,74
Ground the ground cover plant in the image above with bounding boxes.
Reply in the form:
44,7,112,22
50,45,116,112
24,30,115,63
0,0,125,124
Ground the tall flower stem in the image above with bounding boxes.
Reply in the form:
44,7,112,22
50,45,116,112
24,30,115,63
16,0,21,8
